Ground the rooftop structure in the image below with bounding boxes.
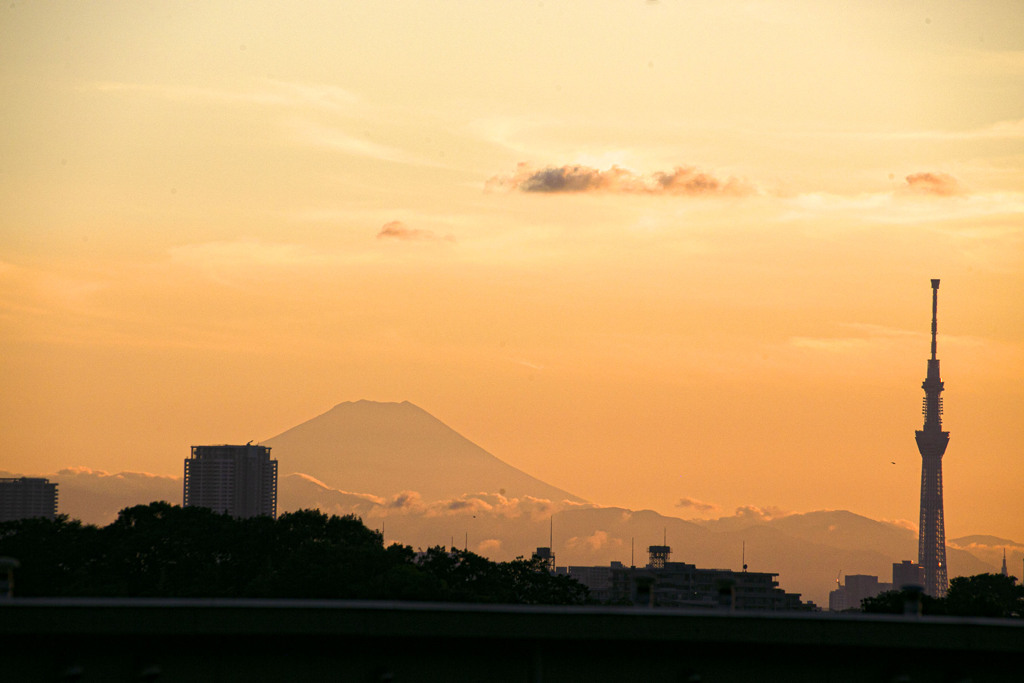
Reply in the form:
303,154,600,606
647,545,671,570
610,560,808,611
532,547,555,572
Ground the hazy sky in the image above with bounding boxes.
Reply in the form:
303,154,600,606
2,2,1022,541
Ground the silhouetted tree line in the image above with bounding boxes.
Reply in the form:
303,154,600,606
0,502,588,605
861,574,1024,618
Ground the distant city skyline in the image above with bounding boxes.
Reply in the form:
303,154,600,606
2,3,1022,544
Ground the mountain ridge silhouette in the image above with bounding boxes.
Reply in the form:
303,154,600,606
262,400,586,505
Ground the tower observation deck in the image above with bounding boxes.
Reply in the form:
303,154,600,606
915,279,949,597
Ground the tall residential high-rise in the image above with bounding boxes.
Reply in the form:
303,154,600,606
915,279,950,598
183,444,278,518
0,477,58,522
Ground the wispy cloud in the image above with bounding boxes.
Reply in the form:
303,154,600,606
946,537,1024,573
82,79,363,112
330,490,576,521
789,336,876,353
0,260,109,318
51,466,180,484
566,529,623,552
789,322,918,354
900,172,965,197
790,323,988,355
477,538,503,554
422,492,564,521
387,490,425,511
732,505,791,522
948,538,1024,552
377,221,455,242
83,79,442,167
792,118,1024,144
873,117,1024,142
9,467,185,525
675,496,720,514
285,473,387,506
486,163,754,196
881,518,918,533
780,187,1024,226
166,241,334,287
287,119,421,165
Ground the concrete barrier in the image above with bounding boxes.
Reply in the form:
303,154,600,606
2,599,1022,682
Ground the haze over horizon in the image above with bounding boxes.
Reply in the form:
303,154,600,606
2,3,1022,545
3,398,1014,606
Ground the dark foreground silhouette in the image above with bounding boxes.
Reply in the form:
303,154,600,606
861,573,1023,618
0,502,587,604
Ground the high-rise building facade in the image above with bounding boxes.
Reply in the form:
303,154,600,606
183,444,278,518
0,477,58,522
915,279,950,597
892,560,925,590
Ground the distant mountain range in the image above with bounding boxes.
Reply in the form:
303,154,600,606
4,400,1017,606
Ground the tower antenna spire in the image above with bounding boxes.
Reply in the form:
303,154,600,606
930,279,940,360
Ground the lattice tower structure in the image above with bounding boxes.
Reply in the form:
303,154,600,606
915,279,949,598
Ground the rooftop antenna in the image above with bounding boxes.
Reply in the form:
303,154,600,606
631,537,635,568
742,541,747,572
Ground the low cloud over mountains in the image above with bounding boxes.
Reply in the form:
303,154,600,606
7,400,1008,607
7,466,1004,607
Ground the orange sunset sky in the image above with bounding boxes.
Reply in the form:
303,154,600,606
2,2,1022,542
